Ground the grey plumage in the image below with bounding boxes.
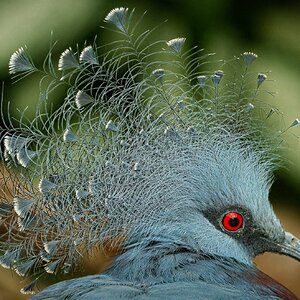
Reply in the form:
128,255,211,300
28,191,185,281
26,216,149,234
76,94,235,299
0,6,299,300
30,274,287,300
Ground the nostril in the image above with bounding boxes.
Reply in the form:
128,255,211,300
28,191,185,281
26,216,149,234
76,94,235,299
291,238,297,247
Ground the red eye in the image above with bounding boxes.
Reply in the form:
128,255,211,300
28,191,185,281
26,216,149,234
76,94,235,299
222,212,243,231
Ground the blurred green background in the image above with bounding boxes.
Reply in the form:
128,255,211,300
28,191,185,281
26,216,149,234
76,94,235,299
0,0,299,299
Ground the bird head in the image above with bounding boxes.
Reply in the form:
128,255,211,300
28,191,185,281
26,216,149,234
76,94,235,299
126,131,300,267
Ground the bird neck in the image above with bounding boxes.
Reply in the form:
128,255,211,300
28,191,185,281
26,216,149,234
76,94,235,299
106,240,297,299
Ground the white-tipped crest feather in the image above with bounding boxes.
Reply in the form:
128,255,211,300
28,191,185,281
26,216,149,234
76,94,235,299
9,47,36,74
58,48,79,71
79,46,98,65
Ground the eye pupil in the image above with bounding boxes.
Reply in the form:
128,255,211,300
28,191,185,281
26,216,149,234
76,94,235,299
228,217,240,228
222,212,243,231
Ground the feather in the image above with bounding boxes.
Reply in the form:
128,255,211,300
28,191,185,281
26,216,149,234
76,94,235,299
13,197,35,218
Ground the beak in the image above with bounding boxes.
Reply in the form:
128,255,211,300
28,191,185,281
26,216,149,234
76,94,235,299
278,232,300,261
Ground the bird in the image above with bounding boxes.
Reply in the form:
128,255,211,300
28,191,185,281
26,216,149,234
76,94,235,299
0,6,299,300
